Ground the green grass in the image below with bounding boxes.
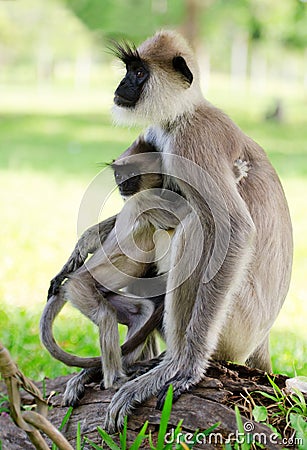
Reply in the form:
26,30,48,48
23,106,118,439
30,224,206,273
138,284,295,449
0,72,306,381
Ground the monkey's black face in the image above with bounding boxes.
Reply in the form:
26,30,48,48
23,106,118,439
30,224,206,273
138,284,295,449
113,164,142,197
114,61,149,108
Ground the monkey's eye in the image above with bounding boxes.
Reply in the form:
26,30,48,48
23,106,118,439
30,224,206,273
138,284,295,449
136,69,145,79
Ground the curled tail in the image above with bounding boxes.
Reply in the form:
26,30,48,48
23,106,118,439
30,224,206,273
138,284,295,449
40,291,164,368
40,293,101,368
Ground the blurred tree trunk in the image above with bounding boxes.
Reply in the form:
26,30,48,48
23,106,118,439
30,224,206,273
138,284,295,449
181,0,201,50
230,33,248,90
250,47,267,93
181,0,214,50
180,0,212,94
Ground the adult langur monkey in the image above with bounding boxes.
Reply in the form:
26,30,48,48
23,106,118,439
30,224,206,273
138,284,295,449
102,30,293,432
41,136,250,406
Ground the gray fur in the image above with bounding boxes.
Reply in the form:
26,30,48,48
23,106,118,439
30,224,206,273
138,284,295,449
40,140,174,404
105,30,293,432
41,141,253,405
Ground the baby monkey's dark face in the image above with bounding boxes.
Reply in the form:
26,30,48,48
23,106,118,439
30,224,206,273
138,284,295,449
113,163,142,197
112,161,163,198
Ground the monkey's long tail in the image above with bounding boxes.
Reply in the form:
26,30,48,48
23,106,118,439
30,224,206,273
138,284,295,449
40,294,163,369
39,294,101,368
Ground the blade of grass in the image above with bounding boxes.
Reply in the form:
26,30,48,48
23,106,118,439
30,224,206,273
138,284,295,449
267,375,283,397
59,407,74,431
42,379,47,400
52,406,73,450
84,437,102,450
148,430,155,450
201,422,220,436
129,420,148,450
291,388,307,414
157,385,173,450
254,391,279,402
234,406,250,450
97,427,121,450
76,422,81,450
119,416,127,450
179,443,190,450
172,418,184,449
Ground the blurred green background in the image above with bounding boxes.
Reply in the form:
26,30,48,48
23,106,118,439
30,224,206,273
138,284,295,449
0,0,306,381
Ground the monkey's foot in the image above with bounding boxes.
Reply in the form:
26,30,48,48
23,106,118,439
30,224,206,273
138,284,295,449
63,367,102,407
156,372,196,410
63,376,87,407
104,364,204,432
100,373,128,391
104,359,179,433
126,353,165,379
104,380,144,433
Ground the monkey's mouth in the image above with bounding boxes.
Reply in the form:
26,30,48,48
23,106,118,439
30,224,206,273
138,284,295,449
114,94,135,108
119,188,137,197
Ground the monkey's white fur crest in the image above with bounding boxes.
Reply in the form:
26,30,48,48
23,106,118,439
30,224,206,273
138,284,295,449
112,30,202,126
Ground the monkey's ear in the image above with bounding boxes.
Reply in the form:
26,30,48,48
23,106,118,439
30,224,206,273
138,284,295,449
172,56,193,85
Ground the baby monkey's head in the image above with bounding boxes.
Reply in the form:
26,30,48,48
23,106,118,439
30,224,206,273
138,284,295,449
111,136,162,199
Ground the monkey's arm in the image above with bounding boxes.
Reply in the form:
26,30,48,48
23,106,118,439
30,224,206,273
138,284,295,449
47,215,117,299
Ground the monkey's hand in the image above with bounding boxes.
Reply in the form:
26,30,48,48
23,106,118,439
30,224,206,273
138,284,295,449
47,250,84,300
47,216,117,301
47,275,66,300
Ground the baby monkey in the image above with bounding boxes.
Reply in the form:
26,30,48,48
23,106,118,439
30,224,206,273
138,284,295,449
41,136,179,405
40,136,250,406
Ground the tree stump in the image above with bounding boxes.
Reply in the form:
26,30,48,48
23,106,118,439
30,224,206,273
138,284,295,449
0,361,296,449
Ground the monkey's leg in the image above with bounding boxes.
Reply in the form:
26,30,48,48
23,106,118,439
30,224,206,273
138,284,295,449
63,251,155,403
64,224,160,404
61,290,161,406
98,291,158,390
105,208,255,432
104,220,198,431
246,335,272,373
62,293,163,406
64,272,125,391
97,290,163,368
154,210,256,407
